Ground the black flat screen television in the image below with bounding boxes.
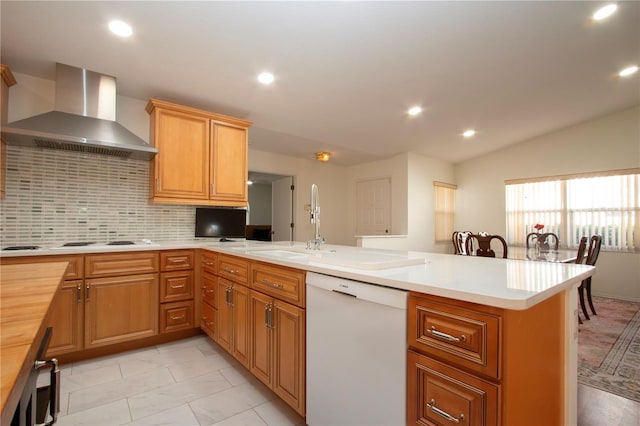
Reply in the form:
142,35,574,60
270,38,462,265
195,208,247,238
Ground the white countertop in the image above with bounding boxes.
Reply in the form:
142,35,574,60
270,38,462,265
0,239,595,310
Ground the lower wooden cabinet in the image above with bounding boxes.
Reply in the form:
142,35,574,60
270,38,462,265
201,299,216,340
408,350,499,426
46,280,84,356
217,278,249,367
160,300,194,333
85,273,159,349
249,289,306,416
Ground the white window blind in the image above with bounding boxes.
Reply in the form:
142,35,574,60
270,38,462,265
434,182,456,243
505,170,639,251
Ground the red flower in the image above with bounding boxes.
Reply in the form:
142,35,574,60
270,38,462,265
534,224,544,231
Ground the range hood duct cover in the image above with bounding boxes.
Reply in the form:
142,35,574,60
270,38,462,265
1,63,158,160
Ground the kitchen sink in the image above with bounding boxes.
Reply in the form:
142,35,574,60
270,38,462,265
239,246,426,270
248,249,310,260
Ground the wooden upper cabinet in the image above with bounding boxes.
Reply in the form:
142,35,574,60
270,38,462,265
210,122,248,203
150,106,210,201
146,99,251,206
1,64,17,200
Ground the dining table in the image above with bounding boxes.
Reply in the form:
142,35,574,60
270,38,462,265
508,246,582,263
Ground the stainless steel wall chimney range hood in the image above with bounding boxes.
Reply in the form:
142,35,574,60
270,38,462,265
1,63,158,160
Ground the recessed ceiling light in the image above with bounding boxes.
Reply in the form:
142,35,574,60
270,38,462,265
247,180,253,186
619,65,638,77
257,72,275,85
592,3,618,21
408,106,422,116
108,20,133,37
462,129,476,138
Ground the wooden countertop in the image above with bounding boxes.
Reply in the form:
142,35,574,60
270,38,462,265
1,262,68,425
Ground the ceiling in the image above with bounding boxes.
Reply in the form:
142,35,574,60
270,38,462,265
1,1,638,166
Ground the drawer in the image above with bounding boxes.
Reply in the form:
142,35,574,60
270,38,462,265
160,249,194,271
160,270,194,303
201,273,217,307
0,254,84,280
201,300,216,340
85,251,159,278
218,254,249,284
408,350,499,426
160,300,194,333
251,262,306,307
408,294,500,379
200,250,217,275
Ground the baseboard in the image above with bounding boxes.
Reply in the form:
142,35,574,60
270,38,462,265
53,328,204,365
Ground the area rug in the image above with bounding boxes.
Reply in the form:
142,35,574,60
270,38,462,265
578,296,640,402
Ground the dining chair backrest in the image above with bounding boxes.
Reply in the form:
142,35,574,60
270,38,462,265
526,232,559,251
585,235,602,266
575,237,588,264
465,234,508,258
452,231,473,255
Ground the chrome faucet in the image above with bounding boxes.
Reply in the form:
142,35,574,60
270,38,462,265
308,183,324,250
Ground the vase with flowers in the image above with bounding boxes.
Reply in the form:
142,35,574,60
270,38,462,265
533,223,544,255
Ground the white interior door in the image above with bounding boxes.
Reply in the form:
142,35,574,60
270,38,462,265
272,177,293,241
356,177,391,236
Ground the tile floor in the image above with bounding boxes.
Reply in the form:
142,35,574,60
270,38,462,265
39,336,305,426
39,334,640,426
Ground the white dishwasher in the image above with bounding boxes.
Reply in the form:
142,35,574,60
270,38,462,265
306,272,408,426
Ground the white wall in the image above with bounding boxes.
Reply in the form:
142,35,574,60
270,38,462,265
455,106,640,301
248,150,351,245
407,152,456,253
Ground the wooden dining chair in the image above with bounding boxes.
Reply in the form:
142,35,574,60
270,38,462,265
578,235,602,321
526,232,559,251
452,231,473,255
465,234,508,258
574,236,588,324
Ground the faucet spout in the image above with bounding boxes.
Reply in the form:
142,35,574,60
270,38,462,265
309,184,324,249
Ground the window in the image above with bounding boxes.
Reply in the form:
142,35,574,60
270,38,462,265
434,181,456,243
505,169,639,251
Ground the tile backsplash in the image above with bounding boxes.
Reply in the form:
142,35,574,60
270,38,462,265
1,146,196,246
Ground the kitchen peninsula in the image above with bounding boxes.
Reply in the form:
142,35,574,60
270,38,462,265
1,262,67,426
1,241,594,425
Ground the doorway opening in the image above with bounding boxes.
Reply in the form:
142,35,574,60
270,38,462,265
247,172,295,241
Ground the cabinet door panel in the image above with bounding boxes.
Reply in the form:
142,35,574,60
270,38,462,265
231,284,250,367
249,290,272,387
160,270,194,303
201,301,216,340
217,279,233,351
160,300,194,333
46,280,84,356
201,273,217,308
407,350,499,426
160,250,195,271
210,122,247,203
152,108,210,199
273,300,306,416
85,274,159,348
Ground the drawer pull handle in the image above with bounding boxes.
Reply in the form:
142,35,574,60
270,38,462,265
224,267,238,274
428,326,466,343
170,284,186,289
203,261,215,266
170,315,186,321
427,399,464,423
261,279,283,288
170,259,186,263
